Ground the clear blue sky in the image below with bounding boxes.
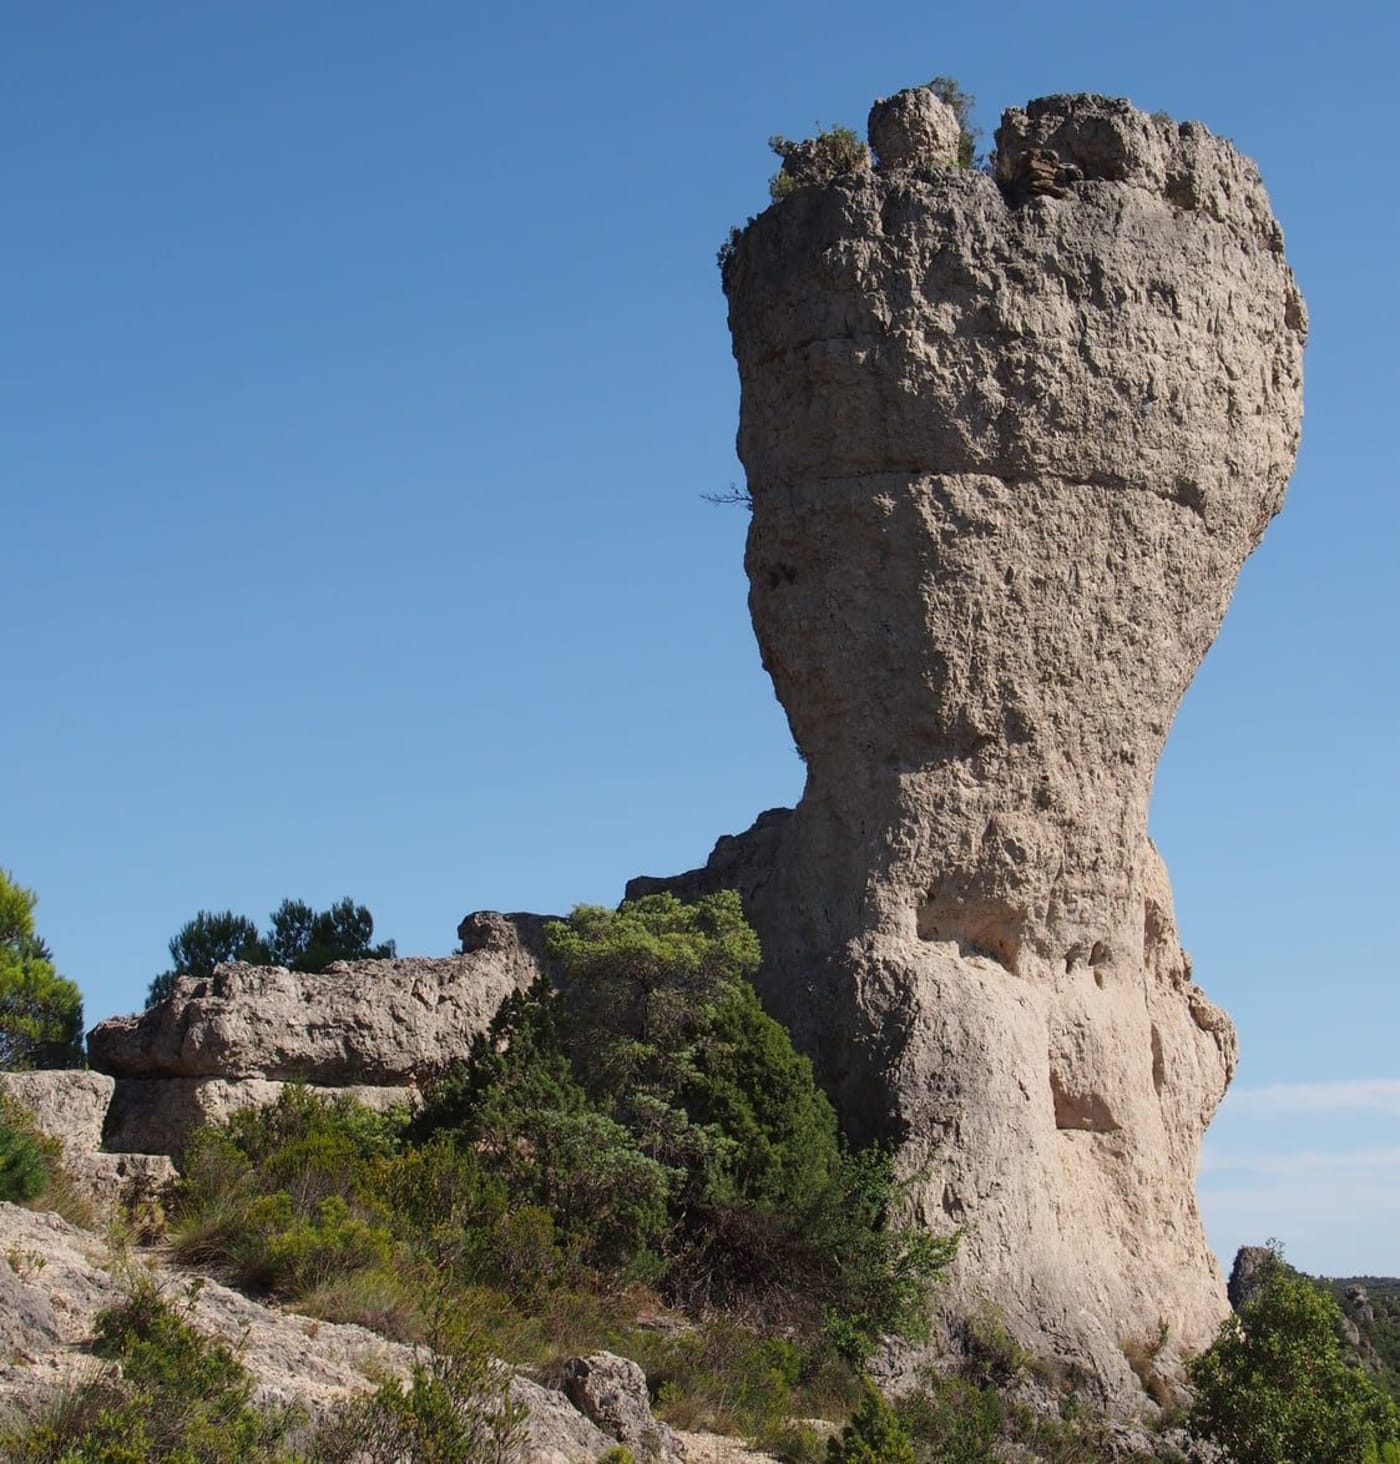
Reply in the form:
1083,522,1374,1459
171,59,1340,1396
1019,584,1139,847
4,0,1396,1275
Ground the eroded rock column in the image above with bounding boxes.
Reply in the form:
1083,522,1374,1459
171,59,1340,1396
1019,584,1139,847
712,90,1303,1398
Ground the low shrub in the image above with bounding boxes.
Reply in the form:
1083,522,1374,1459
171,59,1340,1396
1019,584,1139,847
0,1276,297,1461
0,1108,48,1203
309,1317,527,1462
826,1378,915,1462
170,1087,401,1297
768,126,868,201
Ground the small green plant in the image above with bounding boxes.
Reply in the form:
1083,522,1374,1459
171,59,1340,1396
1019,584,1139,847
1121,1316,1176,1410
897,1374,1005,1463
826,1378,915,1462
768,125,868,201
927,76,982,169
310,1315,528,1462
961,1305,1031,1385
0,1110,48,1203
4,1246,45,1281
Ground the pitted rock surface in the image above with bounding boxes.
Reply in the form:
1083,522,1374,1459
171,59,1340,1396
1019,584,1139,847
87,913,549,1084
647,88,1305,1400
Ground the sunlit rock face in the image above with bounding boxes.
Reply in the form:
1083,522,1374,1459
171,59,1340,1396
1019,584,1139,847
641,88,1305,1401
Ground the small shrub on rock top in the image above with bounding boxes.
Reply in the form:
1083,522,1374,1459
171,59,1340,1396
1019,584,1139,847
768,124,868,201
927,75,982,169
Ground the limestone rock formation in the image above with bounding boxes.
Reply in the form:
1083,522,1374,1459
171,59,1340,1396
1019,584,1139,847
639,87,1305,1400
0,1071,114,1157
88,913,548,1084
73,913,549,1162
102,1076,416,1163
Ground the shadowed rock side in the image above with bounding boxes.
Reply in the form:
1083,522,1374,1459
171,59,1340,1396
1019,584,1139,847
635,88,1305,1402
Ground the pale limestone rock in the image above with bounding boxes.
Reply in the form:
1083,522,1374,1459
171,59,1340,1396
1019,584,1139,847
655,90,1304,1402
87,912,549,1084
0,1071,114,1157
868,87,962,172
0,1202,612,1460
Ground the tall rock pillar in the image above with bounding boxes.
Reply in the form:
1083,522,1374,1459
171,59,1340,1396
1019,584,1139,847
704,90,1304,1396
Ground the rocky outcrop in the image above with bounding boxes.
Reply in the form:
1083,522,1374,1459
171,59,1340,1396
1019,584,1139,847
0,1070,178,1217
563,1351,686,1460
0,1202,622,1461
1226,1245,1276,1311
638,87,1305,1402
88,913,548,1085
0,1071,114,1157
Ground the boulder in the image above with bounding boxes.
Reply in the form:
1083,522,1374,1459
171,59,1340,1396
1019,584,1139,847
562,1350,685,1460
103,1076,417,1161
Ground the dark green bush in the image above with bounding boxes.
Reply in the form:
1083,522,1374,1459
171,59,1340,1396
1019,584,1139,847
826,1379,915,1462
0,870,83,1070
1189,1245,1400,1463
415,892,953,1352
150,897,395,1004
0,1108,48,1203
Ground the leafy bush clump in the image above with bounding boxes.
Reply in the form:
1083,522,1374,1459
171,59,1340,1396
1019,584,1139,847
171,1085,402,1297
309,1317,528,1463
1189,1244,1400,1464
416,893,954,1357
826,1378,915,1462
0,1108,48,1203
768,125,868,201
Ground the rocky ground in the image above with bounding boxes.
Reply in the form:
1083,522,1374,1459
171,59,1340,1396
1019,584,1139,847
0,1200,772,1462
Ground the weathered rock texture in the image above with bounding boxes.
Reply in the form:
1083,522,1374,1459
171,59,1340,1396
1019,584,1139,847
563,1351,686,1461
0,1202,617,1462
641,88,1305,1401
89,914,548,1085
0,1071,114,1157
